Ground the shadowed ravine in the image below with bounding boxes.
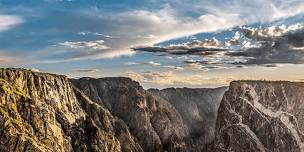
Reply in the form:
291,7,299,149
0,68,303,152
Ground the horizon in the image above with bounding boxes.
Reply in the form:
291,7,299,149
2,67,304,90
0,0,304,88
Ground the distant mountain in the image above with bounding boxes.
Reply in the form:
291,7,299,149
148,87,227,149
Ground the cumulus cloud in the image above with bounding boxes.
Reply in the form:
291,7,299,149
2,0,304,64
227,24,304,65
134,38,228,56
131,0,304,49
59,40,109,50
147,61,161,66
0,14,23,32
136,23,304,67
92,0,304,60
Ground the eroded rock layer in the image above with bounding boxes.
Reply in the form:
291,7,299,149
71,77,190,152
148,87,227,150
3,68,303,152
212,81,304,152
0,68,141,152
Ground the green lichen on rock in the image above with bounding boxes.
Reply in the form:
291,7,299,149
0,68,146,152
0,78,33,136
0,78,31,99
0,106,9,116
0,104,31,135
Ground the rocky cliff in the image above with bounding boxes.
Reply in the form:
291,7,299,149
2,68,303,152
0,68,141,152
71,78,190,152
148,87,227,150
212,81,304,152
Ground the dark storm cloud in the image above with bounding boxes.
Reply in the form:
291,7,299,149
135,24,304,66
227,25,304,65
72,69,99,73
133,38,228,56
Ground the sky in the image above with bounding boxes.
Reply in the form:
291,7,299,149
0,0,304,88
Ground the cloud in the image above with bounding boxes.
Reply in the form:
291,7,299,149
125,61,184,70
116,4,243,45
80,0,304,61
1,0,304,64
241,24,303,41
162,65,184,70
0,14,23,32
71,69,99,73
147,61,161,66
47,3,247,63
226,24,304,65
125,61,161,66
134,37,228,55
34,40,129,63
126,70,236,87
185,62,221,71
136,23,304,67
198,0,304,24
136,34,156,39
59,40,109,50
77,31,120,38
130,0,304,49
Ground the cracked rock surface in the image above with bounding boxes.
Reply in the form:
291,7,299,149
71,77,189,152
212,81,304,152
2,68,303,152
148,87,227,150
0,68,140,152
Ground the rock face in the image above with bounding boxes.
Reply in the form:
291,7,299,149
73,88,143,152
71,78,189,152
213,81,304,152
148,87,227,149
0,68,141,152
4,68,304,152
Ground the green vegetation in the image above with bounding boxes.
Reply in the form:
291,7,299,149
0,78,31,99
0,78,32,134
0,104,31,134
0,106,9,117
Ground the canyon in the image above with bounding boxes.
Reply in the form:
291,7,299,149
0,68,303,152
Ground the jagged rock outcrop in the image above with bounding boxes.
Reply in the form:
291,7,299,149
71,77,189,152
212,81,304,152
0,68,141,152
73,87,143,152
148,87,227,150
6,68,304,152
